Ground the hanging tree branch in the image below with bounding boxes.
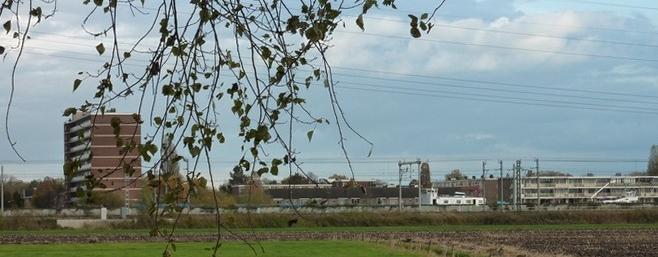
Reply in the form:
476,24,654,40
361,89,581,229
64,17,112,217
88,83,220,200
1,0,445,255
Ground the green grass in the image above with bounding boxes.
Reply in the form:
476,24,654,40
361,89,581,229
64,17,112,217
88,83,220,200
0,240,424,257
2,223,658,236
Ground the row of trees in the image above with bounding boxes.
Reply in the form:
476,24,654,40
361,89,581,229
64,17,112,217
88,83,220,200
229,168,351,186
0,175,271,210
1,176,65,209
1,176,126,209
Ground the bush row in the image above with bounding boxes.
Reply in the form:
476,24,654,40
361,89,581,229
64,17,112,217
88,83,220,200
0,216,58,230
5,209,658,230
117,209,658,229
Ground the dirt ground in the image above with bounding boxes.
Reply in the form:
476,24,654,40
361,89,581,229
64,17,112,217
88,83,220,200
1,228,656,257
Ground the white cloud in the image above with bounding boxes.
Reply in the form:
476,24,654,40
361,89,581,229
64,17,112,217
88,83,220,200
326,10,611,75
455,133,496,141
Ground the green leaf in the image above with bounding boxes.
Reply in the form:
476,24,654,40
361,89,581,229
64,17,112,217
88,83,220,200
355,15,364,31
421,13,429,20
260,46,271,60
362,0,377,14
420,21,427,31
95,43,105,55
408,15,418,25
63,107,77,117
123,52,131,58
171,46,182,56
257,167,269,176
3,20,10,34
73,79,82,91
307,130,314,142
410,27,421,38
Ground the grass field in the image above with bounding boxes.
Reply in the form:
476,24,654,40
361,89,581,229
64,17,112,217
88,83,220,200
0,240,424,257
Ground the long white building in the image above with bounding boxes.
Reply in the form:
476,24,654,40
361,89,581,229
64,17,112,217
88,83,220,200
520,176,658,205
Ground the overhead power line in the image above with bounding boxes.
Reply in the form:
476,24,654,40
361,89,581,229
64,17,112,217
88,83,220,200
334,72,658,106
17,39,658,102
340,30,658,63
337,85,658,115
330,66,658,99
11,33,658,115
13,37,658,100
15,44,658,104
349,16,658,49
549,0,658,10
15,49,658,115
19,25,658,65
341,81,658,112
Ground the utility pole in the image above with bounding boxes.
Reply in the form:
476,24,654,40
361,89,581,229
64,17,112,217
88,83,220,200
535,158,540,206
511,162,516,208
498,160,503,206
417,159,422,210
1,165,4,215
398,162,402,211
514,160,522,210
481,161,488,204
398,160,422,211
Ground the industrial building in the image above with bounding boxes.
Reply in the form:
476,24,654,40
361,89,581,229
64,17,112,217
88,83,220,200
64,111,142,204
519,176,658,205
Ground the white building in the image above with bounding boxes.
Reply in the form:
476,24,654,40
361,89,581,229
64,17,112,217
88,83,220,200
421,190,486,206
520,176,658,205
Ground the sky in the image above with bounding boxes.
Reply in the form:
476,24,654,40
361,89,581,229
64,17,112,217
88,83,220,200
0,0,657,184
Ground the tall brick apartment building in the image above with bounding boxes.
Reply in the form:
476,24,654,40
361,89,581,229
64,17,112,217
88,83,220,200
64,111,142,205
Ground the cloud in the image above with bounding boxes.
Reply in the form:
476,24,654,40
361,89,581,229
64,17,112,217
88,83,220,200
455,133,496,141
328,10,611,75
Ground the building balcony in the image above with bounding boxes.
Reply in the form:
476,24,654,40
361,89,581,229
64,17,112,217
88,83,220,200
68,144,91,154
66,121,92,134
79,163,91,171
66,131,91,143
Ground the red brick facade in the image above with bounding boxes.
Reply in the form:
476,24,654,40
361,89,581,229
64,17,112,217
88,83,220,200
64,112,143,205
